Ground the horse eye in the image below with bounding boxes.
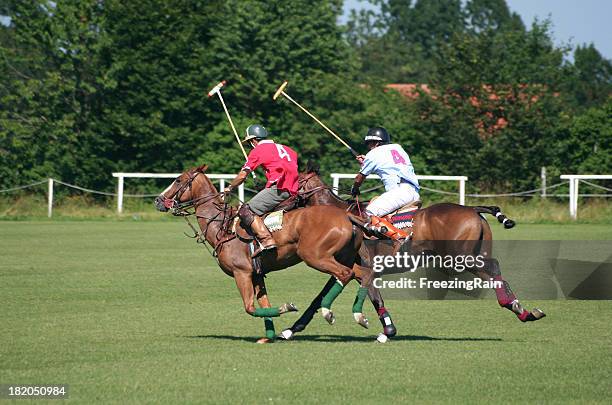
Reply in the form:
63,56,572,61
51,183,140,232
175,179,181,184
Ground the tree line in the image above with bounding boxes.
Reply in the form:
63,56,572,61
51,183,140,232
1,0,610,194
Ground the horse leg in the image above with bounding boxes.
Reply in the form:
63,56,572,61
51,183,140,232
278,276,337,340
299,254,354,325
475,258,546,322
350,263,372,329
234,271,298,318
253,274,276,343
366,284,397,337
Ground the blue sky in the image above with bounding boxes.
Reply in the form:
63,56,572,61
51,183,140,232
342,0,612,59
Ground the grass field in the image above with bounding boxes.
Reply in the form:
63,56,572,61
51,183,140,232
1,221,612,403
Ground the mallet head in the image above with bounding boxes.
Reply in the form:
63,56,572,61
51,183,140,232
208,80,227,97
273,81,288,101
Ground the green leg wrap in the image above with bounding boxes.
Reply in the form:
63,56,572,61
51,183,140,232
352,287,369,313
321,280,344,309
252,307,280,317
264,317,275,340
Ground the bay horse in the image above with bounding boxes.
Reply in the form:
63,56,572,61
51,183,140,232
154,164,375,343
282,163,545,339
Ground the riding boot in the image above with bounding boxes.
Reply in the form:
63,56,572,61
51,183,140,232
367,216,408,240
250,215,277,257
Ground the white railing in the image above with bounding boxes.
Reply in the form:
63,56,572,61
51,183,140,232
112,173,243,213
560,175,612,219
330,173,468,205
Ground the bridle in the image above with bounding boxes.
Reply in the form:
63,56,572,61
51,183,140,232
157,169,237,257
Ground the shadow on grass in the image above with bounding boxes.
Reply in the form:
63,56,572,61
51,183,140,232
182,334,503,343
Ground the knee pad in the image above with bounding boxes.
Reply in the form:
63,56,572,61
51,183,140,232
238,204,255,227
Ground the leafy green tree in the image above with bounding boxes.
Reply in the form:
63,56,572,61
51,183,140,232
0,0,113,189
465,0,524,33
566,44,612,109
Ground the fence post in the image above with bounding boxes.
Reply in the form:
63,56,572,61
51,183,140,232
238,184,244,203
572,178,579,220
541,167,547,198
459,178,465,205
568,176,576,219
47,178,54,218
117,175,124,214
332,175,339,195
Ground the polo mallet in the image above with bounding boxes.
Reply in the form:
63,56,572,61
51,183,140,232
208,80,256,179
273,81,359,158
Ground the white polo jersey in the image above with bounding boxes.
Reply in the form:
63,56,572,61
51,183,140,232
360,144,419,192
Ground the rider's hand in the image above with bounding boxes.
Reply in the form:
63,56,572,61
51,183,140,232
223,186,233,195
356,155,365,164
351,184,360,198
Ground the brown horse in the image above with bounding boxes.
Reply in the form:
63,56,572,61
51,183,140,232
282,164,545,339
154,164,375,343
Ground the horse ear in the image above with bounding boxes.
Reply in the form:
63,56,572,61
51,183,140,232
197,164,208,173
306,160,320,175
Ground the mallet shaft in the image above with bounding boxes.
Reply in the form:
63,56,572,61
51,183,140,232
216,92,249,161
280,91,358,158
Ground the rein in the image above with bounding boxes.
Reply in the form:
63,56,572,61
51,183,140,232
165,170,238,258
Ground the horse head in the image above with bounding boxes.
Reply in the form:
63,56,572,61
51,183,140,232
154,164,217,213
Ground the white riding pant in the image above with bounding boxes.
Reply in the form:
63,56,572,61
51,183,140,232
365,183,420,217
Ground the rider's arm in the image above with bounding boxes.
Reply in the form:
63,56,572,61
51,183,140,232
226,169,250,192
351,173,366,197
353,173,366,187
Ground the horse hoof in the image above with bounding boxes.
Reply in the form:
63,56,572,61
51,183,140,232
256,337,274,344
321,307,336,325
278,329,294,340
524,308,546,322
353,312,369,329
376,333,389,343
279,302,298,314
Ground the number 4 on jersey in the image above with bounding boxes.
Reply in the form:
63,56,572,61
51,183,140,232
276,145,292,161
391,149,406,165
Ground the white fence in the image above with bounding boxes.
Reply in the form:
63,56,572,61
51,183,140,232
2,173,610,219
330,173,468,205
560,175,612,219
112,172,243,213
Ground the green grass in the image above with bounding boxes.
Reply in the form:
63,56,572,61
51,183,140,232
1,221,611,403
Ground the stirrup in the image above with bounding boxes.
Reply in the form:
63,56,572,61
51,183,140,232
368,216,408,240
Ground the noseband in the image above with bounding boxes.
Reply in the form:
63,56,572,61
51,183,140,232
160,170,221,215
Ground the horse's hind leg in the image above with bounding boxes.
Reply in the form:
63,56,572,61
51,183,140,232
474,259,546,322
366,283,397,337
299,253,354,325
279,276,337,340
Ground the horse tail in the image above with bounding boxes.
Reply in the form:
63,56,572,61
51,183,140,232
471,206,516,229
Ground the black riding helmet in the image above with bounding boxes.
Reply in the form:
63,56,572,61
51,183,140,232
242,124,268,143
364,127,390,144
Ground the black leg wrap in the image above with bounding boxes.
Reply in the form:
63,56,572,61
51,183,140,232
379,311,397,337
290,277,335,333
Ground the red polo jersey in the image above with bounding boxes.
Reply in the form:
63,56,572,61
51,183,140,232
242,140,299,194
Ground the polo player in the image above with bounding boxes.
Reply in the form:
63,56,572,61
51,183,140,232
351,127,420,240
224,124,299,257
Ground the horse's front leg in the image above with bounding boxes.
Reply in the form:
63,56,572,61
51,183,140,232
234,271,298,318
253,274,276,343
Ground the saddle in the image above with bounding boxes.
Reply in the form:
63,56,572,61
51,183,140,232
383,200,422,229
